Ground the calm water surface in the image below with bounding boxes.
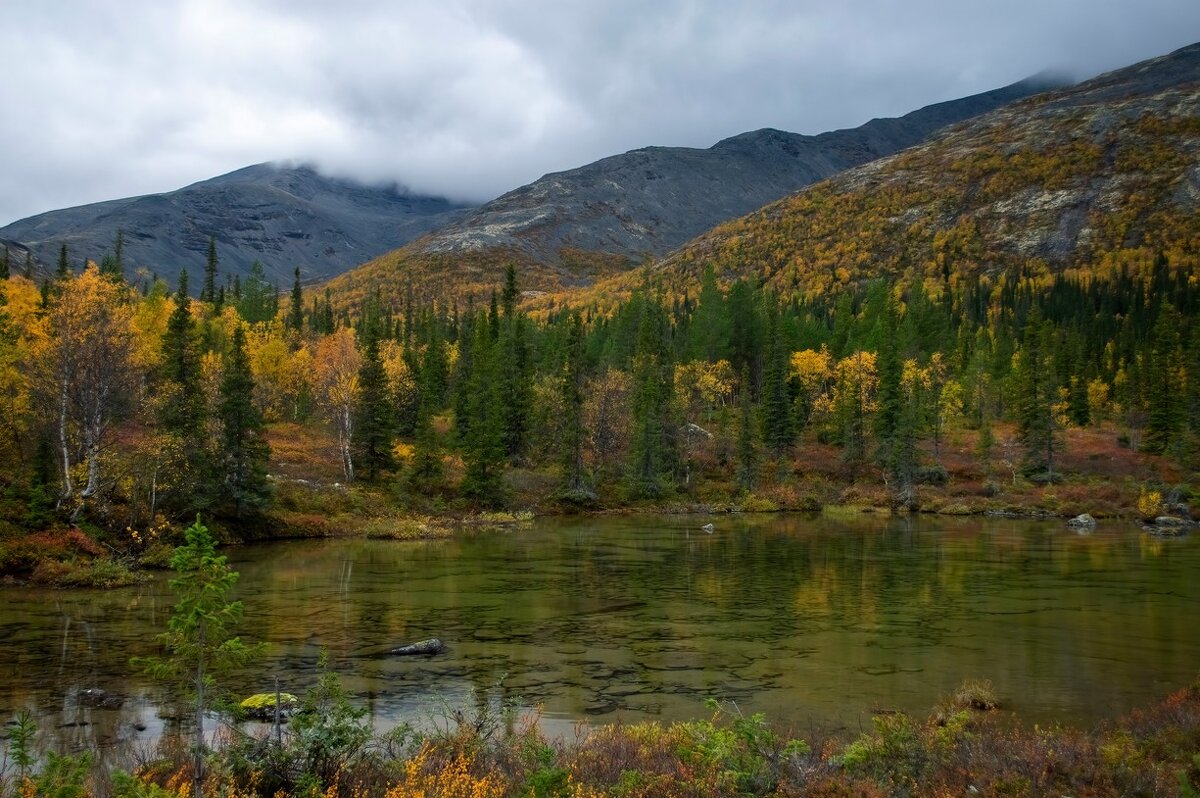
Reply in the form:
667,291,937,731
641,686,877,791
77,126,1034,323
1,514,1197,754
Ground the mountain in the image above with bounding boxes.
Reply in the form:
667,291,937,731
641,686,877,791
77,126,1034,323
324,72,1065,308
540,41,1200,312
0,163,474,287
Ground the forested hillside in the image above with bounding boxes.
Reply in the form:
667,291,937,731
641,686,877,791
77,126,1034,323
321,75,1061,311
2,45,1198,586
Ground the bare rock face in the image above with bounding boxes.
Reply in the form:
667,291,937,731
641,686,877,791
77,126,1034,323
412,75,1063,271
0,163,473,288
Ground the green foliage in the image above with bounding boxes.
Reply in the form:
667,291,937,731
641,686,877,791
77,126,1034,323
287,652,374,789
218,326,272,517
30,751,92,798
352,327,396,482
6,708,37,776
134,517,263,797
677,699,810,795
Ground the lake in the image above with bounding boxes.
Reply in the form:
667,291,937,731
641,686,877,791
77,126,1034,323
1,513,1197,756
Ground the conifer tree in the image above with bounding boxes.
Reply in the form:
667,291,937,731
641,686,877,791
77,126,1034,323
351,324,396,481
134,517,262,798
735,367,758,493
0,245,9,280
874,295,915,489
558,313,591,500
217,326,271,517
22,251,33,279
1141,306,1185,456
56,243,70,279
201,236,219,305
460,316,506,504
1015,308,1059,477
114,229,125,277
288,267,304,332
687,264,730,362
452,302,475,442
627,297,676,498
159,270,211,505
760,309,795,458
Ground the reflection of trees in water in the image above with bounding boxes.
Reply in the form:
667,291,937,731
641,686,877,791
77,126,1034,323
2,520,1198,745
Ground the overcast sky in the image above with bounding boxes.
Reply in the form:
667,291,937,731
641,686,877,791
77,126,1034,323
1,0,1197,225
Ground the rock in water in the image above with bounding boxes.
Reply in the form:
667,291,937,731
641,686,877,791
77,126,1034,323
390,638,445,656
701,523,715,533
78,688,123,709
1066,513,1097,528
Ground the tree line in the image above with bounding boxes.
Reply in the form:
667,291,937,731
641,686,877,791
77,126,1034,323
1,238,1197,538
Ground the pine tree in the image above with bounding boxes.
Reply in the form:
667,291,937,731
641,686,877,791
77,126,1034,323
760,308,795,458
22,251,33,279
627,297,676,498
558,313,592,501
874,295,915,489
351,325,396,481
687,264,729,362
735,367,758,493
1141,306,1185,456
201,236,219,305
159,271,211,504
56,243,70,279
497,266,532,460
114,228,125,278
460,319,506,504
134,517,262,798
217,326,271,517
1015,308,1059,477
0,245,9,280
288,267,304,332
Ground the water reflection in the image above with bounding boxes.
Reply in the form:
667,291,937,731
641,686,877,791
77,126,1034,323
1,515,1197,754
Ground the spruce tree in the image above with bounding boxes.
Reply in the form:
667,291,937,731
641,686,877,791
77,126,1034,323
114,228,125,278
874,295,915,489
687,264,730,362
558,313,592,501
735,367,758,493
627,297,676,498
1015,308,1059,477
288,267,304,332
760,308,795,458
160,271,210,503
460,318,506,504
351,325,396,481
22,251,33,279
201,236,219,305
217,326,271,517
56,243,70,279
1141,306,1185,456
0,245,9,280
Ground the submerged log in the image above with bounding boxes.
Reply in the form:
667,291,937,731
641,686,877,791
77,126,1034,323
390,638,446,656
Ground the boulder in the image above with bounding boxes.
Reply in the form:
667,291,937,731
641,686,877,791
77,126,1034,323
78,688,123,709
701,523,715,533
1066,513,1097,528
240,692,299,721
1154,516,1192,528
390,638,446,656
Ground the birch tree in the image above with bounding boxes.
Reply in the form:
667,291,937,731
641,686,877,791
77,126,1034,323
43,266,139,506
313,328,361,482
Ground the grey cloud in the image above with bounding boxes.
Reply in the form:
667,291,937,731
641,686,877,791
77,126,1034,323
0,0,1197,225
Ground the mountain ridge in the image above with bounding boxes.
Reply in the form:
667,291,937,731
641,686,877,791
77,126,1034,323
324,72,1067,309
0,163,474,287
531,41,1200,313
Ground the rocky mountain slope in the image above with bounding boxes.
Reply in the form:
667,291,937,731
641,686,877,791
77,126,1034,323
539,41,1200,312
0,163,473,286
325,74,1064,308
